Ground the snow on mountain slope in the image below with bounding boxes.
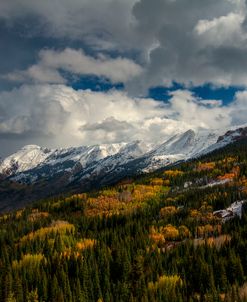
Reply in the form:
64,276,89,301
1,126,246,186
77,140,154,180
0,145,52,176
0,143,126,178
151,129,222,158
78,143,126,167
199,126,247,156
42,143,126,168
139,128,222,172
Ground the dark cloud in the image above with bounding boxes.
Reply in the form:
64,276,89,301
127,0,247,93
0,0,137,50
1,0,247,92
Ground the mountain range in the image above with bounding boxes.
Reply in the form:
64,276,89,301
0,125,247,212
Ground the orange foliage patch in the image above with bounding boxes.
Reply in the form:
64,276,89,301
85,196,127,217
164,170,184,178
197,162,216,171
76,238,96,251
28,210,49,222
160,206,178,217
196,224,222,238
150,178,164,186
194,234,231,249
161,224,179,240
149,232,165,246
15,210,23,219
178,225,191,239
217,173,235,181
61,249,81,259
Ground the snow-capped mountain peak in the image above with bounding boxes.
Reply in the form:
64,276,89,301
0,126,247,189
0,145,52,176
217,127,247,144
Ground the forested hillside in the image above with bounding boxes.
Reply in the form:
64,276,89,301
1,140,247,302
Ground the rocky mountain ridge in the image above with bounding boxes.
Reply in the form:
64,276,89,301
0,125,247,211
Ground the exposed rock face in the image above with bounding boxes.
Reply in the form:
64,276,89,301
217,127,247,143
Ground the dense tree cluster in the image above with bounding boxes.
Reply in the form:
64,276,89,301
0,140,247,301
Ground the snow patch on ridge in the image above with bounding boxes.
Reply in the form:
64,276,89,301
0,125,246,185
0,145,52,175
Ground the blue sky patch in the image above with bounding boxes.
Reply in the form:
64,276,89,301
148,83,243,105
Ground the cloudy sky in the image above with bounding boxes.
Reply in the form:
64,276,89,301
1,0,247,156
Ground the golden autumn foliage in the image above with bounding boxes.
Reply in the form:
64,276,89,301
161,224,179,240
163,179,170,186
85,196,127,217
20,220,75,243
12,254,45,270
84,184,164,217
28,210,49,222
196,224,222,238
241,176,247,185
197,162,216,171
178,225,191,239
221,156,238,165
164,197,177,204
199,202,213,213
241,176,247,193
15,210,23,219
0,213,10,222
1,139,247,302
148,274,182,292
149,226,165,246
51,194,87,210
190,209,200,218
200,224,213,235
64,193,87,202
150,224,184,244
61,249,81,259
160,206,178,217
132,184,163,201
76,238,96,251
48,181,166,218
189,203,217,224
194,235,231,249
164,170,184,178
202,191,228,204
150,178,164,186
149,233,165,246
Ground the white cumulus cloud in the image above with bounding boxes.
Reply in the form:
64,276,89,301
0,84,245,156
4,48,143,84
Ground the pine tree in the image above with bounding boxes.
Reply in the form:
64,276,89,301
27,289,39,302
13,276,23,302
